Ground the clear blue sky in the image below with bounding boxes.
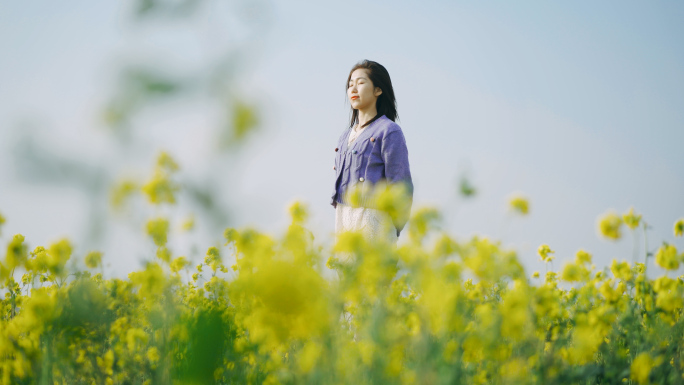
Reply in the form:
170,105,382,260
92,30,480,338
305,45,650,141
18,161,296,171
1,0,682,278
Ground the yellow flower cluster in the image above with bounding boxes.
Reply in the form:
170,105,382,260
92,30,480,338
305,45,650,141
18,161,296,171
142,151,180,205
675,218,684,237
538,244,554,262
0,154,682,385
508,194,530,215
598,210,623,240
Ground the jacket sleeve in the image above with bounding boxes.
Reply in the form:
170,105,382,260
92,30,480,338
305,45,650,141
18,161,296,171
381,129,413,235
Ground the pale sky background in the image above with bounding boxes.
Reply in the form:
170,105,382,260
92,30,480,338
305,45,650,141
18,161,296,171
0,0,682,279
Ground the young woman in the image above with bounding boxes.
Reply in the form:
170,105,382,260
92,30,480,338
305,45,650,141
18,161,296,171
330,60,413,245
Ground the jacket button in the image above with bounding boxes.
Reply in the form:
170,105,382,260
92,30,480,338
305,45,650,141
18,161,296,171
335,147,339,152
333,166,336,170
370,137,375,142
353,150,357,154
359,177,365,182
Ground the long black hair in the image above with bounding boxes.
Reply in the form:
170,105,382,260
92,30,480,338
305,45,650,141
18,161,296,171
346,60,398,129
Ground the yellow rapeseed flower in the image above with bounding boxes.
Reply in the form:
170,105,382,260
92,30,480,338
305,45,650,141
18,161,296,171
575,249,592,265
630,353,654,385
568,325,603,365
598,211,623,240
561,263,583,282
622,207,642,230
408,207,441,244
146,218,169,247
288,201,309,225
96,350,115,377
156,247,171,263
500,358,527,383
545,271,558,286
128,263,166,298
181,214,195,232
6,234,28,270
674,218,684,237
156,151,179,173
538,244,555,263
170,256,189,274
110,179,138,210
610,259,633,281
47,238,73,276
599,280,621,302
204,247,222,272
126,328,148,351
142,173,179,205
297,341,323,374
0,211,5,236
85,251,103,269
230,259,331,346
508,195,530,215
656,290,683,315
146,347,160,367
655,244,679,271
653,276,676,293
141,153,180,205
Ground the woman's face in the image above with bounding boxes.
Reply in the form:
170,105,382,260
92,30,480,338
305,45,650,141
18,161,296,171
348,68,382,112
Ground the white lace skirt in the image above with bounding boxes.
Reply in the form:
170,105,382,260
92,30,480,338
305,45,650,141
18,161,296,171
334,202,398,247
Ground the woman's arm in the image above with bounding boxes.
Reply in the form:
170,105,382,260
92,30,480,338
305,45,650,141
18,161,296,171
381,129,413,235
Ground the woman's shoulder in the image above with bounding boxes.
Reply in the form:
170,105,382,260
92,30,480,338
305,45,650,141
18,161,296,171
337,126,352,142
377,115,403,136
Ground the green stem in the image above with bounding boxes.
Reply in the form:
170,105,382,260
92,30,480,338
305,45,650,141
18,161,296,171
642,221,649,272
632,229,638,265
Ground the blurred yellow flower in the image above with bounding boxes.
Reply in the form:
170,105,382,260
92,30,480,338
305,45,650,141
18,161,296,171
561,263,583,282
96,349,115,377
598,211,623,240
538,244,555,263
126,328,148,351
156,151,179,173
0,211,5,236
610,259,633,281
656,289,683,315
575,249,592,265
288,201,309,225
170,256,189,274
674,218,684,237
655,244,680,271
142,152,180,205
142,173,179,205
622,207,642,230
146,347,160,367
181,214,195,232
156,247,171,263
297,341,322,374
47,238,73,276
128,263,166,298
6,234,28,270
204,247,222,272
110,179,138,210
509,195,530,215
85,251,103,269
630,353,654,385
146,218,169,247
4,149,684,384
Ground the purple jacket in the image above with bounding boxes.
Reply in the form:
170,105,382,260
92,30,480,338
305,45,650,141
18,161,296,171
331,114,413,234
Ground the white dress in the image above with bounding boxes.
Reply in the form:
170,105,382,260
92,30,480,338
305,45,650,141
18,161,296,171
334,124,398,248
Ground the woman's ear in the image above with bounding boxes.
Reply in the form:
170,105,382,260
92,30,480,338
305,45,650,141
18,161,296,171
374,87,383,97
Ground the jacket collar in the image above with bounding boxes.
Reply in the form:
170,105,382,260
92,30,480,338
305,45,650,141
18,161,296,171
340,114,387,152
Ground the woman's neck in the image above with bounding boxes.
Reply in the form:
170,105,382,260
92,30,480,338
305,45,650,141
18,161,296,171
356,107,378,128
